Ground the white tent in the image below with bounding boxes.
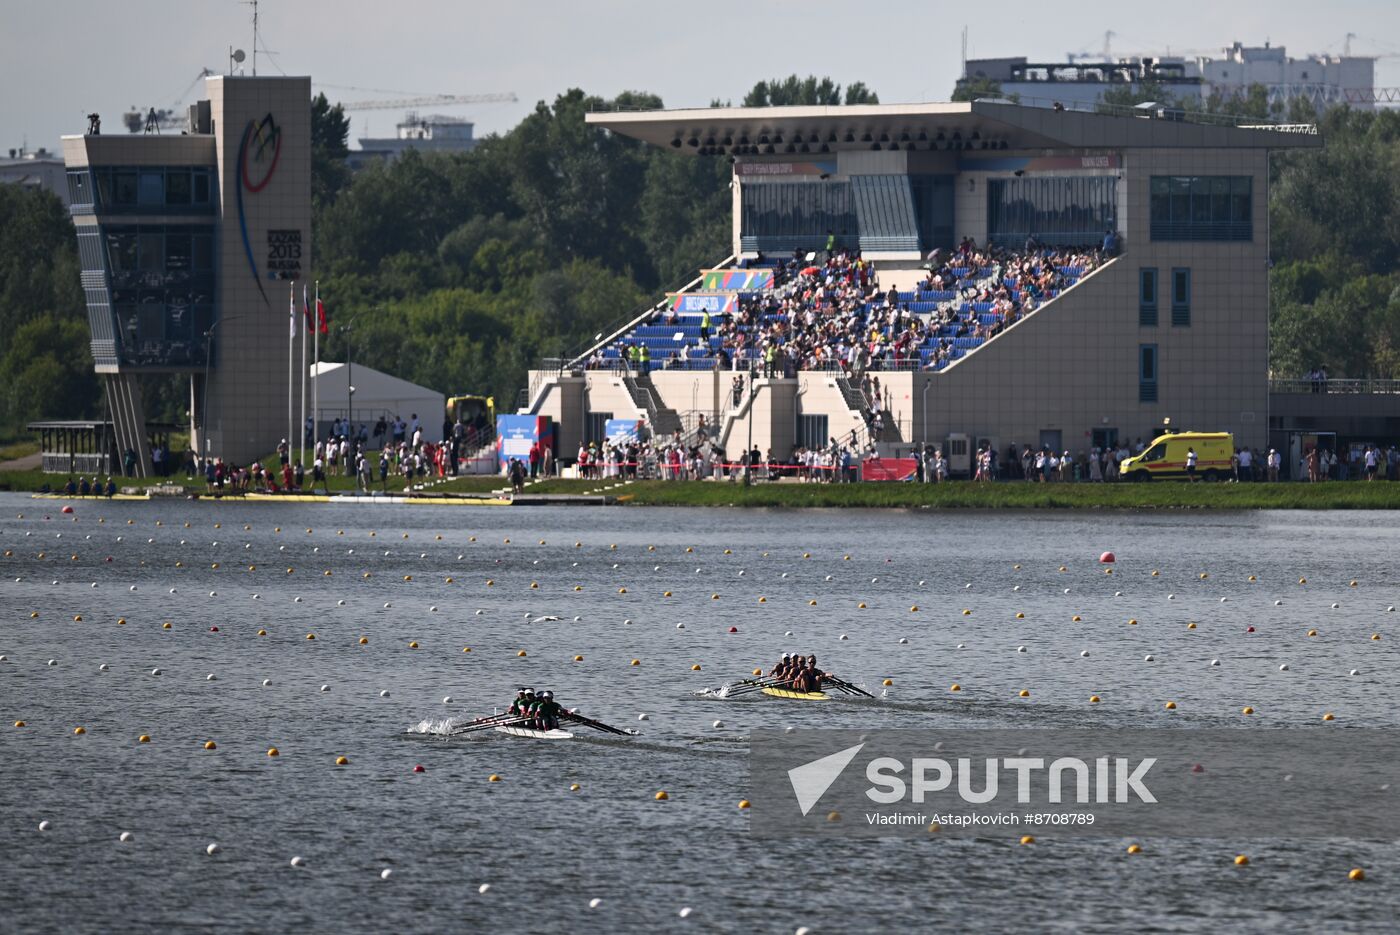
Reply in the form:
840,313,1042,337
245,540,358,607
309,361,446,442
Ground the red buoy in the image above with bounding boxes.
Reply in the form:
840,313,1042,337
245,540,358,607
209,626,219,632
1247,626,1255,633
1192,764,1205,773
61,506,74,514
728,626,738,633
413,765,425,773
1099,552,1115,564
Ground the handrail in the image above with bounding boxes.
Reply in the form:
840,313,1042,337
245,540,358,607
1269,378,1400,395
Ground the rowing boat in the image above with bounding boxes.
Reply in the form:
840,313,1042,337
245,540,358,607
760,687,829,701
495,725,574,739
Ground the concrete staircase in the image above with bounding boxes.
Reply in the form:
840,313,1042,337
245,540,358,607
623,374,683,437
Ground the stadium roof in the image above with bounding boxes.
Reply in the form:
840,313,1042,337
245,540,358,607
586,99,1321,155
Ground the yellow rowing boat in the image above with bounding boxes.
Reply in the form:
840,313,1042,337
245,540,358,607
760,687,829,701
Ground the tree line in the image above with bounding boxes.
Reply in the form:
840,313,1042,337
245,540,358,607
2,74,1398,441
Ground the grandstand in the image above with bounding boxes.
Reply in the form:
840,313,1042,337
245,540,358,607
523,99,1319,471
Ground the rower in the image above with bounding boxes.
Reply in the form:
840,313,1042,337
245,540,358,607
535,691,561,731
508,688,529,717
768,653,791,678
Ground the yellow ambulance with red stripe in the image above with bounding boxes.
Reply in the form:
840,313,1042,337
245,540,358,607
1119,431,1235,481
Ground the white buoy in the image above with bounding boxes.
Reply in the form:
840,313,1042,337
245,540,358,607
679,908,693,919
1351,669,1360,676
38,820,51,832
573,616,581,622
1080,650,1090,657
380,868,393,880
129,585,137,591
320,684,330,692
1144,655,1154,662
1279,663,1290,671
293,597,303,603
443,696,453,704
676,623,685,629
918,580,926,586
99,663,108,671
380,690,390,697
898,638,908,644
624,619,633,625
479,884,492,894
1012,585,1020,591
712,720,724,728
338,600,346,606
1017,646,1026,653
1114,591,1123,597
638,713,649,721
475,610,484,615
151,668,162,676
1167,594,1175,600
262,679,272,687
1220,597,1228,603
206,843,220,855
839,634,849,640
290,856,305,868
1210,659,1220,667
1331,603,1340,609
957,643,966,649
206,674,217,681
825,575,834,582
430,606,438,612
1063,588,1071,594
1274,600,1283,606
119,831,133,843
589,898,602,909
47,659,56,666
252,594,260,600
384,603,392,609
784,630,794,637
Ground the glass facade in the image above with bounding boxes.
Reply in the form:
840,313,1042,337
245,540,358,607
1150,176,1251,241
987,176,1117,247
88,166,216,213
909,175,955,251
68,164,219,370
740,181,857,252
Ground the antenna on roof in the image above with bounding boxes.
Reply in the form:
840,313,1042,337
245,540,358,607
243,0,259,76
961,26,968,79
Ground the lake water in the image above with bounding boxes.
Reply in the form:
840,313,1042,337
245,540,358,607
2,495,1398,933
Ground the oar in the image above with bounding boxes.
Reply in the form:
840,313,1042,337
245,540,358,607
695,674,782,697
823,676,874,698
560,711,637,736
449,714,529,735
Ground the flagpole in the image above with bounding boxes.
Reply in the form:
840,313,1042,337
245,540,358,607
288,282,294,465
299,285,307,468
314,281,320,451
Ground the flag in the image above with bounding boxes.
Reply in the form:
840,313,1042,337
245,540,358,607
302,284,313,330
289,286,297,337
316,297,329,336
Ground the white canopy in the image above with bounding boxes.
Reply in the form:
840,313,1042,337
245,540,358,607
310,361,446,442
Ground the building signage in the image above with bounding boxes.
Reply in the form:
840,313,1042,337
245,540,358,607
699,268,774,291
235,112,283,304
267,229,303,281
668,293,738,314
736,161,837,177
960,152,1121,172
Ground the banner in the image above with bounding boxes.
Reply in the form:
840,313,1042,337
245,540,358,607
736,161,837,178
604,419,645,444
668,292,739,314
861,457,918,482
699,269,774,291
496,415,554,471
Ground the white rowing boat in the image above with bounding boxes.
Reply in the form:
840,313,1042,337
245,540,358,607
495,725,574,740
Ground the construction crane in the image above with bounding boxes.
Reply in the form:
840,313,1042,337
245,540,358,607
339,93,517,112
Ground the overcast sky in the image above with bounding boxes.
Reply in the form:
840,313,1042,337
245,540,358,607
5,0,1399,152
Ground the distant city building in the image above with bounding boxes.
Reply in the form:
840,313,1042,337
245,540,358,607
349,112,477,169
0,146,69,206
961,41,1379,112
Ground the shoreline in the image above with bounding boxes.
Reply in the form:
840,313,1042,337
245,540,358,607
6,473,1400,509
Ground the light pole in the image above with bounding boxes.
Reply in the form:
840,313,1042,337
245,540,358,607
200,316,243,463
743,373,766,487
339,323,354,430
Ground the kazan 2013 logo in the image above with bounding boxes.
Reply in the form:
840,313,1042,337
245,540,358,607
235,112,282,305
